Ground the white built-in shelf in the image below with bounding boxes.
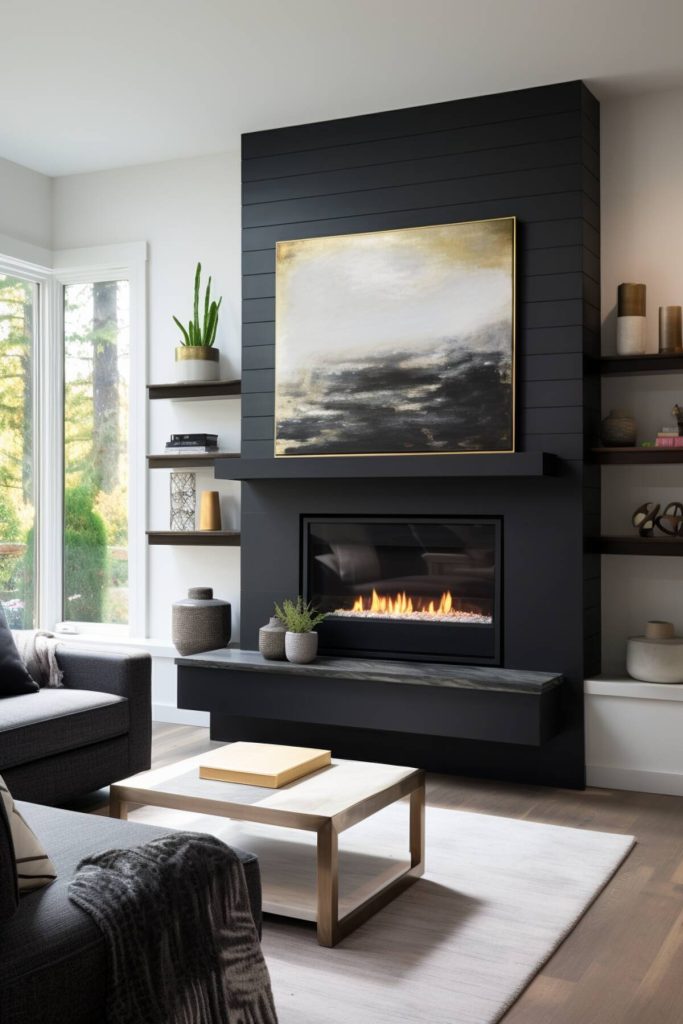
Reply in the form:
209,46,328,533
585,675,683,701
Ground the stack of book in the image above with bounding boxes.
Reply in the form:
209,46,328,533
655,432,683,448
165,433,218,454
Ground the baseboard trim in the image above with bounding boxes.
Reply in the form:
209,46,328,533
152,703,210,728
587,764,683,796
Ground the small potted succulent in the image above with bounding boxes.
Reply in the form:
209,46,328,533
172,262,222,381
274,596,327,664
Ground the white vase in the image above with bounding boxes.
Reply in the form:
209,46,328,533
174,346,220,382
285,631,319,664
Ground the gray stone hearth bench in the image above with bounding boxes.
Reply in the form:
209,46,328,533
0,647,152,806
0,802,263,1024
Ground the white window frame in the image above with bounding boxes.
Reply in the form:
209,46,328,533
0,242,148,638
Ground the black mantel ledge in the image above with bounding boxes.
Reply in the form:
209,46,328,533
214,451,557,481
175,649,562,696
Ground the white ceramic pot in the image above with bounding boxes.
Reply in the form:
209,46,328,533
285,631,318,664
174,346,220,382
627,621,683,683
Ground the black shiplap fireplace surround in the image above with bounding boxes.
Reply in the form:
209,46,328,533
180,80,600,790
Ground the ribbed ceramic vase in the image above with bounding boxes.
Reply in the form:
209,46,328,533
285,631,318,665
172,587,231,656
259,616,286,660
600,409,636,447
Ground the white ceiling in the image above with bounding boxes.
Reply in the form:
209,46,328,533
2,0,683,177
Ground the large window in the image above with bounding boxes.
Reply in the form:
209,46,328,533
63,280,130,626
0,244,145,636
0,274,37,628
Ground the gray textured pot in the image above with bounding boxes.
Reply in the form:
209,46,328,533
285,631,318,664
259,616,286,660
172,587,231,656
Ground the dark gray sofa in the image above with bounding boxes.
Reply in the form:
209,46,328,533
0,802,262,1024
0,647,152,805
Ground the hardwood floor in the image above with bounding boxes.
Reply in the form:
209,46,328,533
152,722,683,1023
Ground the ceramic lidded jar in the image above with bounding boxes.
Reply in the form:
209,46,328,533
600,409,636,448
626,620,683,683
259,616,286,660
172,587,231,656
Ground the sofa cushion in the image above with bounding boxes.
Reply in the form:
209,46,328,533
0,780,18,922
0,803,262,1024
0,604,39,697
0,689,129,772
0,776,57,894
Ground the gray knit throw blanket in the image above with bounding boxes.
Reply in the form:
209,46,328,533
68,832,278,1024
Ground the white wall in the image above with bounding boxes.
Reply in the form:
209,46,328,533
0,155,52,256
600,87,683,672
53,152,242,721
587,88,683,795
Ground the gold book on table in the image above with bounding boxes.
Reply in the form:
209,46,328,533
198,742,331,788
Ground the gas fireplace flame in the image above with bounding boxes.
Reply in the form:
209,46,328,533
334,589,492,624
352,589,455,616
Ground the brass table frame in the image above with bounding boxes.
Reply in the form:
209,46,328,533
110,764,425,947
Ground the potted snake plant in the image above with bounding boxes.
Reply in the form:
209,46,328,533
274,597,328,664
172,262,222,381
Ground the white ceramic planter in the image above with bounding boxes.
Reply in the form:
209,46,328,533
174,346,220,382
285,631,318,664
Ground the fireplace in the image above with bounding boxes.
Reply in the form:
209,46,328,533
302,516,501,664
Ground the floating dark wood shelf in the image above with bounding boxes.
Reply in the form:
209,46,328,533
147,452,239,469
146,531,241,546
591,447,683,464
597,353,683,375
215,451,556,481
598,536,683,556
147,379,241,400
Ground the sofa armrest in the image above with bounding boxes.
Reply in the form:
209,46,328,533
55,647,152,776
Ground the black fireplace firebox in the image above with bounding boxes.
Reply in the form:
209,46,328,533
302,516,502,664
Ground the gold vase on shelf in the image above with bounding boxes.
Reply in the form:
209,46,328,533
198,491,222,531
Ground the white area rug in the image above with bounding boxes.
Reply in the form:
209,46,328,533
129,801,634,1024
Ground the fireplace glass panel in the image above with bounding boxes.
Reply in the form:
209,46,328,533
303,517,501,663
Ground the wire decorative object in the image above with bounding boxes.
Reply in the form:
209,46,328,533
170,472,196,531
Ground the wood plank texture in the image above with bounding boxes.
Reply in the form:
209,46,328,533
236,81,599,788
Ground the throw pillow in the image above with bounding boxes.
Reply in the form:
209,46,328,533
0,775,57,893
0,783,18,920
0,604,39,697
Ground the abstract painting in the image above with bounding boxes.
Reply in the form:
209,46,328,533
274,217,515,456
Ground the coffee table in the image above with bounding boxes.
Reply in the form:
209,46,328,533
110,753,424,947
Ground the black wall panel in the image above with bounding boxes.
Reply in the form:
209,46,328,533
237,80,600,788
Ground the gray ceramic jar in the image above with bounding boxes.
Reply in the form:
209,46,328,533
172,587,231,656
258,616,286,660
